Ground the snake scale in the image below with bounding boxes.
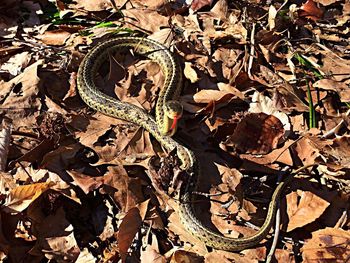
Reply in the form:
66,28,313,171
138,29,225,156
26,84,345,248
77,36,289,251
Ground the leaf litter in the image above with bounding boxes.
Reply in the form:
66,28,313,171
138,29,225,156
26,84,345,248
0,0,350,262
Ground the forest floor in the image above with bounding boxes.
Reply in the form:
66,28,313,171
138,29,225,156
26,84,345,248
0,0,349,262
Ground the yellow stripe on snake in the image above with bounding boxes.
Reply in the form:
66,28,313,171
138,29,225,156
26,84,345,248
77,36,289,251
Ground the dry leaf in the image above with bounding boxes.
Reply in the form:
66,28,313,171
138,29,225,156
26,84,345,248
40,144,82,174
117,207,143,260
141,233,166,263
122,9,169,33
141,244,166,263
226,113,285,154
69,0,112,11
268,5,277,30
239,139,294,168
302,228,350,262
37,30,71,46
193,89,235,104
313,79,350,102
67,170,107,194
0,52,31,76
294,136,323,167
274,248,294,263
0,60,43,129
191,0,214,12
314,0,341,5
210,0,228,20
75,248,96,263
170,249,203,263
184,62,199,83
168,212,208,256
320,51,350,83
0,119,12,171
4,182,54,212
205,250,247,263
249,91,291,138
29,207,80,261
323,136,350,170
286,190,330,232
300,0,324,21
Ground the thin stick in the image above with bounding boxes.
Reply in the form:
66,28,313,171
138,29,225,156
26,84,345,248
266,164,317,261
266,166,290,262
247,23,256,79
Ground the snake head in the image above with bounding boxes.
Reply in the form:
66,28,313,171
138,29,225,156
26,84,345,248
163,100,183,136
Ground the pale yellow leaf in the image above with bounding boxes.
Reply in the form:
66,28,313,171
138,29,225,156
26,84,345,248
4,182,54,212
184,62,199,83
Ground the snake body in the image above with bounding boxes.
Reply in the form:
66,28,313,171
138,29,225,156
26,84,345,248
77,36,287,251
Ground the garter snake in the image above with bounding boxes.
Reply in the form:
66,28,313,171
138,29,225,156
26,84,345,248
77,36,289,251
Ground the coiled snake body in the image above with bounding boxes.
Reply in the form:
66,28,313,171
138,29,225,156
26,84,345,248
77,37,288,251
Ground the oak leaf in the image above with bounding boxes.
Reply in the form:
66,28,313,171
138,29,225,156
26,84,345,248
286,190,330,232
302,228,350,262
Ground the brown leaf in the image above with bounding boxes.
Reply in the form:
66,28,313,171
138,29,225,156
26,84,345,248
100,166,132,211
252,66,309,112
212,48,244,82
313,79,350,102
191,0,214,12
122,9,169,33
205,250,247,263
320,50,350,83
137,199,150,221
249,91,290,137
0,60,43,129
68,0,112,11
226,113,284,154
112,52,164,112
209,165,261,239
0,51,31,76
274,248,294,263
286,190,330,232
313,0,341,5
294,136,324,167
41,143,83,174
210,0,228,20
141,244,166,263
300,0,324,21
117,207,143,260
168,212,208,256
239,139,294,168
132,0,168,9
37,30,71,46
13,138,56,167
302,228,350,262
0,11,18,38
241,247,267,262
29,207,80,261
203,17,247,45
323,136,350,170
140,232,166,263
67,170,107,194
170,249,203,263
149,28,176,47
193,89,233,104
